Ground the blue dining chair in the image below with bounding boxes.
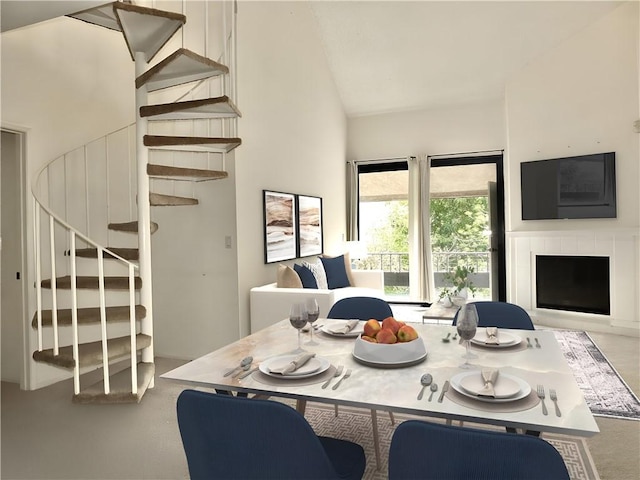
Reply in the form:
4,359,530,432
327,296,395,470
177,389,366,480
327,296,393,321
452,301,534,330
389,420,570,480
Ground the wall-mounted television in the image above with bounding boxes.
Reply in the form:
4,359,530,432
521,152,616,220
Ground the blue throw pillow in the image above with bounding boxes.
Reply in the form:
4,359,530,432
319,255,351,289
294,264,318,289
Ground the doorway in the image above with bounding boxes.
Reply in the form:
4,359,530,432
1,129,27,385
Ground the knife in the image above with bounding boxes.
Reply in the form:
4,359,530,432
438,380,450,403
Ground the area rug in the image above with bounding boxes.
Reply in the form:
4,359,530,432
301,403,599,480
553,330,640,420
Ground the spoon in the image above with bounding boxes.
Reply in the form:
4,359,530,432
417,373,433,400
428,382,439,401
452,332,458,341
442,332,451,343
224,356,253,377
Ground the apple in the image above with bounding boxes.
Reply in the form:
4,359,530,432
363,319,382,338
381,316,401,334
361,335,378,343
376,328,397,344
397,324,418,342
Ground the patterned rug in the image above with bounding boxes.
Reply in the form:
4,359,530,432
301,403,599,480
553,330,640,420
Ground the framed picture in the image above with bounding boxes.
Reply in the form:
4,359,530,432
263,190,297,263
297,194,323,257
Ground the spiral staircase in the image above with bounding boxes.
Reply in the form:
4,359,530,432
31,1,240,403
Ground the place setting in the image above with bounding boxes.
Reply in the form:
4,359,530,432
319,319,364,337
469,326,528,352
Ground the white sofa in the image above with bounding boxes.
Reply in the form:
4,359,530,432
250,270,385,333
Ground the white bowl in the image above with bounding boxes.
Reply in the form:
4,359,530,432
352,335,427,367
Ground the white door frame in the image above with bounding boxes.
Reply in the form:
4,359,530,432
1,126,29,389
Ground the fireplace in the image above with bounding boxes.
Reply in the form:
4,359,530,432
535,255,610,315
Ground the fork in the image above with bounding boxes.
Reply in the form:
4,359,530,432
322,365,343,389
332,369,352,390
550,389,561,417
536,384,548,415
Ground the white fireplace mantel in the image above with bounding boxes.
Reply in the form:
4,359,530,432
506,229,639,337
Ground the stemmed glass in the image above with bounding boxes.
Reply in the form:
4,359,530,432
289,303,308,353
456,304,479,369
305,298,320,346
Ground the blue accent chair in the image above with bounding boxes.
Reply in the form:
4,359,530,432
327,296,393,321
389,420,569,480
177,389,366,480
453,301,534,330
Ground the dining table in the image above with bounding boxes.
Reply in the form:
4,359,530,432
162,319,599,467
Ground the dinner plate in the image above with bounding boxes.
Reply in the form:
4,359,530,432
450,371,531,403
321,320,365,338
458,371,521,399
259,355,330,379
470,329,522,348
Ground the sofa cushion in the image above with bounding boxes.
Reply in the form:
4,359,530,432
320,254,352,289
303,259,328,289
322,252,355,287
276,264,303,288
294,263,318,289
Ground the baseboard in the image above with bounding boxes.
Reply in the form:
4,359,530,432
535,316,640,338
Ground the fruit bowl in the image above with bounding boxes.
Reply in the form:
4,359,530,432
352,335,427,367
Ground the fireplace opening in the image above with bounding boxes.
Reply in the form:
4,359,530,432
535,255,610,315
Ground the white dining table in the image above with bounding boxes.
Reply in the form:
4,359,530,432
162,319,599,440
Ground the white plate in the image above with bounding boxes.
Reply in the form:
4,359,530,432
259,355,330,379
450,371,531,403
458,371,521,399
470,329,522,348
321,320,365,338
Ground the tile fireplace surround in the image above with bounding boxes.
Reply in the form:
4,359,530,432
507,229,639,337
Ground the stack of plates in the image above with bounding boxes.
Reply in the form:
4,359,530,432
470,329,522,348
258,354,331,379
450,371,531,403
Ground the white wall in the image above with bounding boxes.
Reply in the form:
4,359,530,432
505,2,639,335
347,100,505,160
235,1,347,336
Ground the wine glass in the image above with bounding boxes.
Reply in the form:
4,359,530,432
289,303,308,353
305,298,320,346
456,304,479,369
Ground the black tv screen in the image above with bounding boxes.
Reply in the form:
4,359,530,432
521,152,616,220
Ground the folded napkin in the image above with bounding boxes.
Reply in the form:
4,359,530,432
326,319,360,334
269,352,316,375
485,327,500,345
477,368,499,397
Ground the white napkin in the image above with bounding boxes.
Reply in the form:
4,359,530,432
269,352,316,375
485,327,500,345
326,319,359,334
477,368,499,397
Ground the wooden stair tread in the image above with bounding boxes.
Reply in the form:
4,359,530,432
147,164,228,182
73,362,155,404
108,221,159,234
73,247,139,260
41,275,142,290
113,2,185,62
136,48,229,92
141,96,241,120
67,2,121,31
150,193,198,206
32,305,146,328
144,135,241,154
33,334,152,369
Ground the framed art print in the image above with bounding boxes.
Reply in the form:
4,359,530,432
263,190,297,263
297,194,323,257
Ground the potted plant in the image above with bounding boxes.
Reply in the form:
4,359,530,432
439,265,476,306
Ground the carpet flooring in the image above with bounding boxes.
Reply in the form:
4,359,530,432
553,330,640,420
301,403,599,480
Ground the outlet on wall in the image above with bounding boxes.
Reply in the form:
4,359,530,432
225,235,232,249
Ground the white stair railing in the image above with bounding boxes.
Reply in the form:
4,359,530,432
32,125,141,397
